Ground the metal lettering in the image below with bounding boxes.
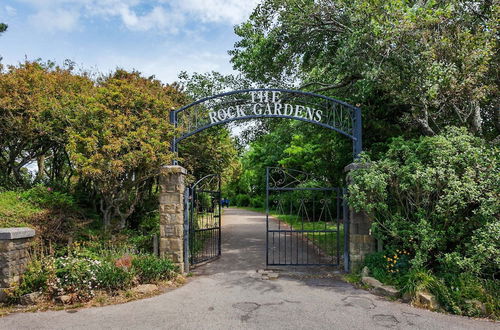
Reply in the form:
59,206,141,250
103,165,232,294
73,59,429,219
273,102,283,115
315,109,322,121
236,105,246,117
295,105,305,117
253,103,262,115
272,91,281,103
264,103,273,115
217,109,227,120
209,111,218,124
306,107,314,121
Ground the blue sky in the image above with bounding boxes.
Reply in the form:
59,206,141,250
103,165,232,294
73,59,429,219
0,0,258,83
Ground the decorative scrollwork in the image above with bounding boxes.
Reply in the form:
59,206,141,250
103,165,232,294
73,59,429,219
268,167,311,189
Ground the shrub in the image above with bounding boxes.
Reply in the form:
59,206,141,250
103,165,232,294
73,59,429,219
397,268,438,297
95,262,134,292
250,196,264,208
132,255,177,284
234,194,250,207
21,185,76,210
10,259,49,298
0,191,40,227
349,127,499,277
50,255,100,299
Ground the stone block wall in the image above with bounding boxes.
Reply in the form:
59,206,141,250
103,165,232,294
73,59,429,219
159,165,186,273
345,163,376,272
0,228,36,301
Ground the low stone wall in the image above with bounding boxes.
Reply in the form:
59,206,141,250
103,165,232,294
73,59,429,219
0,228,36,301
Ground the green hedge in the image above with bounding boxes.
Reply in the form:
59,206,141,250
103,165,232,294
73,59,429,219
351,127,499,318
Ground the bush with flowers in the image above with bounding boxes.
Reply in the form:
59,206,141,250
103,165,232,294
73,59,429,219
8,243,178,304
364,250,411,285
350,128,499,318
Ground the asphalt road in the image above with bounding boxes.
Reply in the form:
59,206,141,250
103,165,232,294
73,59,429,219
0,208,497,330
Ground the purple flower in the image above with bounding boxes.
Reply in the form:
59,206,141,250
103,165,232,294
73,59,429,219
47,187,53,192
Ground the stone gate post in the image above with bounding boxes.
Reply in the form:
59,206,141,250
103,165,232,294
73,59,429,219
0,228,36,301
159,165,187,273
345,163,376,272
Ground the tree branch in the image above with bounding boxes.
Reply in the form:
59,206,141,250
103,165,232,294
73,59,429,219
299,75,362,92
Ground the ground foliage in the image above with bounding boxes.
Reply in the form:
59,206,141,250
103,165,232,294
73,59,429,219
8,244,177,304
349,128,499,277
349,128,499,317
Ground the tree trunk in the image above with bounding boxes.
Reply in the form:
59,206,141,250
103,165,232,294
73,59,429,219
35,154,45,183
100,198,113,230
470,102,483,135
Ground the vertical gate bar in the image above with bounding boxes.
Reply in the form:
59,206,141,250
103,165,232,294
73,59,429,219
170,109,178,165
193,187,197,263
336,188,340,264
266,167,270,266
284,230,287,264
301,231,304,265
354,107,362,158
296,221,299,264
218,175,222,257
343,188,350,272
272,232,275,264
183,187,190,273
189,186,194,264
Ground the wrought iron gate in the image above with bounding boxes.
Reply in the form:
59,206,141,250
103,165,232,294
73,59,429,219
184,174,221,269
266,167,349,270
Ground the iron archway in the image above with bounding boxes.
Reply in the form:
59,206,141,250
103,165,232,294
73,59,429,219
170,88,362,160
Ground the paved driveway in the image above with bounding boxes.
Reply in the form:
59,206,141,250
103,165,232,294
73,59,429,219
0,208,497,330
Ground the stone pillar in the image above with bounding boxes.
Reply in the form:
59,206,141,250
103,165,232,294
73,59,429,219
159,165,187,273
345,163,376,272
0,228,36,301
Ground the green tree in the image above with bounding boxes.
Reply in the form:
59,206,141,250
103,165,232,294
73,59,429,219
67,70,185,229
0,61,93,187
177,71,243,183
231,0,499,141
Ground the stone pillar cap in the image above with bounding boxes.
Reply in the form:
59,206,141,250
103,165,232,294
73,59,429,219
344,162,370,172
0,227,36,239
161,165,187,174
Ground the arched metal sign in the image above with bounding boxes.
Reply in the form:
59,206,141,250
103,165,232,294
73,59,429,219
171,88,362,158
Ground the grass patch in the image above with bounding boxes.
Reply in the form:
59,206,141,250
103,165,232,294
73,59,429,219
237,206,343,257
0,191,43,227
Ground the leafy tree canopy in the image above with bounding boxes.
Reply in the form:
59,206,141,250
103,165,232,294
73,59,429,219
231,0,499,141
0,61,93,187
68,69,186,229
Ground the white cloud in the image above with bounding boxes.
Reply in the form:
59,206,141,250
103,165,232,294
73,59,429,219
15,0,257,32
29,8,80,32
5,5,17,16
117,5,185,33
93,47,234,84
171,0,259,25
